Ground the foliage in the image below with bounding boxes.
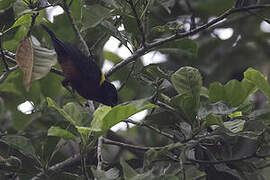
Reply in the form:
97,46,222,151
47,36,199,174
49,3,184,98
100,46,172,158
0,0,270,179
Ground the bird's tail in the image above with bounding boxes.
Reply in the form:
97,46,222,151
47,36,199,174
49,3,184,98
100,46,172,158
40,24,66,57
40,24,57,40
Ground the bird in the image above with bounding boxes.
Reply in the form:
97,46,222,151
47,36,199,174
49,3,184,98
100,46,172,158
40,24,118,107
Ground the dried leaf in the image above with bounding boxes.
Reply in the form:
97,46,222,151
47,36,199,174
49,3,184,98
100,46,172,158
15,37,33,91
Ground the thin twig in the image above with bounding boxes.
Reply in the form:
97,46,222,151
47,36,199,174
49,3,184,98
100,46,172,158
106,5,270,77
0,65,18,83
97,136,103,170
247,10,270,24
61,1,90,57
81,153,90,180
27,13,39,37
126,0,147,47
31,148,97,180
102,137,164,151
0,30,9,71
184,0,196,30
118,62,136,91
186,151,270,165
124,119,175,140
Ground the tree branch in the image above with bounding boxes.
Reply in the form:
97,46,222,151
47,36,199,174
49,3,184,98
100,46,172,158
61,1,90,57
102,137,164,151
31,149,97,180
0,32,9,71
106,4,270,77
184,0,196,30
186,151,270,165
124,119,175,140
126,0,147,47
27,13,39,37
0,65,18,83
97,136,103,170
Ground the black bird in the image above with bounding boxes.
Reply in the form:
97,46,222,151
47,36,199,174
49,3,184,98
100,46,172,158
41,24,118,107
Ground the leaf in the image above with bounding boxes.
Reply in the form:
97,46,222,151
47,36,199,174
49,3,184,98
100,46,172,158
0,0,16,10
1,135,37,159
104,50,122,64
91,99,156,132
91,106,112,132
171,66,202,95
31,43,57,81
195,0,235,15
170,66,202,124
156,0,176,14
10,14,32,30
224,119,245,133
143,64,170,80
76,126,92,141
47,97,77,125
145,143,183,167
204,113,224,127
81,4,111,30
198,102,237,120
158,38,198,57
120,159,138,179
244,68,270,100
228,111,242,119
5,13,48,34
48,126,76,141
15,37,34,91
47,98,91,127
171,94,198,124
209,79,256,107
92,167,120,180
102,21,129,48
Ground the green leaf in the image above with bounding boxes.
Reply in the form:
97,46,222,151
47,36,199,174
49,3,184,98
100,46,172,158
48,126,76,141
170,66,202,124
81,4,111,30
228,111,242,119
171,94,198,124
195,0,234,15
143,64,170,80
91,99,156,132
92,167,120,180
91,106,112,132
171,66,202,95
156,0,176,14
47,97,77,125
120,159,138,179
1,135,37,159
5,13,47,34
224,119,245,133
10,14,32,29
209,79,256,107
159,38,198,57
104,50,123,64
47,98,91,127
0,0,16,10
76,126,92,137
244,68,270,100
204,113,224,127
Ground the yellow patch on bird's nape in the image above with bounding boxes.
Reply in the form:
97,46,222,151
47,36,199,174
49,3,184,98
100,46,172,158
99,72,105,85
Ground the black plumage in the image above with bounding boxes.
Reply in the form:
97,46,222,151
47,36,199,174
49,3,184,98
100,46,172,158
41,24,118,107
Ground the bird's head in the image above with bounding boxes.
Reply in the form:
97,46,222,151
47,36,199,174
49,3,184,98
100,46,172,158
99,81,118,107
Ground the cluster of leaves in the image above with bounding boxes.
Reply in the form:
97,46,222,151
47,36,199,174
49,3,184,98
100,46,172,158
0,0,270,180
